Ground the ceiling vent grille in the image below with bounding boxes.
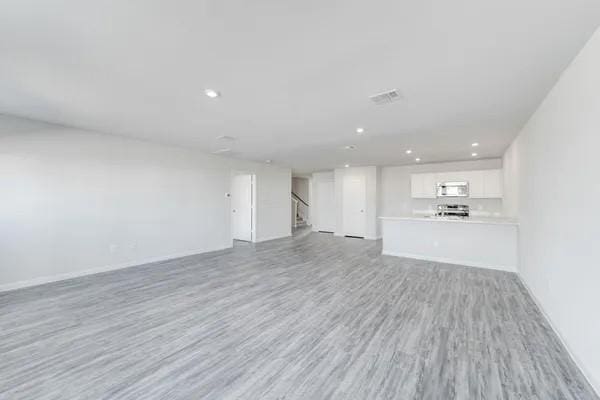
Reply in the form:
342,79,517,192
215,135,237,142
369,89,402,105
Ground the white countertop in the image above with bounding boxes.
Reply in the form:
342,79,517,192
379,216,519,226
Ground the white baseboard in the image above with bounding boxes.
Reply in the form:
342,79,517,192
382,251,597,394
516,274,600,396
334,233,380,240
0,245,232,293
381,250,516,272
1,233,293,292
254,233,291,243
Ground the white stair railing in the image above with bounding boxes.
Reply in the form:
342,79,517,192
291,198,298,228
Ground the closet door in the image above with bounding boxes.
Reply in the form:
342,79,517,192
343,174,366,237
231,174,253,241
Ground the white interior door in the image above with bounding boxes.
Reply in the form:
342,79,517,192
316,180,335,232
343,174,366,237
231,174,253,241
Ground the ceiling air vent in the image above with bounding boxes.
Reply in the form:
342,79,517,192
215,135,237,142
369,89,402,105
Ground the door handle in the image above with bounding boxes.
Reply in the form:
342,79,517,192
360,210,364,213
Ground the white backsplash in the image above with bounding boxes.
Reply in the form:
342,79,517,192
411,199,503,217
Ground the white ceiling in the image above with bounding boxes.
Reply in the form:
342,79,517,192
1,0,599,173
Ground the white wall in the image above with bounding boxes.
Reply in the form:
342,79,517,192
503,28,600,393
0,121,291,289
380,159,504,218
502,142,520,218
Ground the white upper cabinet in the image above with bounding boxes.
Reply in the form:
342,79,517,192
422,174,437,198
410,174,422,197
410,173,437,198
482,169,503,198
467,170,485,198
470,169,503,198
410,169,503,199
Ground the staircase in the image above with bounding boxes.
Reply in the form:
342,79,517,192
295,215,307,227
291,191,309,228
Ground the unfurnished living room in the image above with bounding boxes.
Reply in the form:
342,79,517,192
1,1,600,399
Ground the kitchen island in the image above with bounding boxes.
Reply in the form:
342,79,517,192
380,216,519,271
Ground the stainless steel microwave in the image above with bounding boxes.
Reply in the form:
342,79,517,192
437,181,469,197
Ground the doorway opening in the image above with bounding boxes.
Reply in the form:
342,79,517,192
231,173,256,242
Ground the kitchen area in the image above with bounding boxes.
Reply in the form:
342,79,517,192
379,162,518,271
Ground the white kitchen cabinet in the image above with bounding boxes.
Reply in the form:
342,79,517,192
410,174,422,198
482,169,503,198
410,173,437,198
468,169,503,198
422,174,437,198
467,170,484,198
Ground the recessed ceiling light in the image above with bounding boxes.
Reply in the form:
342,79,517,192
265,159,272,164
212,148,231,154
344,164,350,168
406,149,412,154
415,158,421,162
472,153,478,157
205,89,220,98
356,127,365,134
472,142,479,147
344,145,357,150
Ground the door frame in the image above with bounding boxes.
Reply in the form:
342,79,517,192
230,171,257,242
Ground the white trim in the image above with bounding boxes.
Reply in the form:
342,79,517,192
0,245,231,293
254,234,291,243
381,250,516,272
365,236,383,241
516,274,600,396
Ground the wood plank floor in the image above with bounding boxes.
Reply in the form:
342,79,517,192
0,228,597,400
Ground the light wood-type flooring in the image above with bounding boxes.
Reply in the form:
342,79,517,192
1,228,597,399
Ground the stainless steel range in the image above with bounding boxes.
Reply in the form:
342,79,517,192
436,204,470,218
